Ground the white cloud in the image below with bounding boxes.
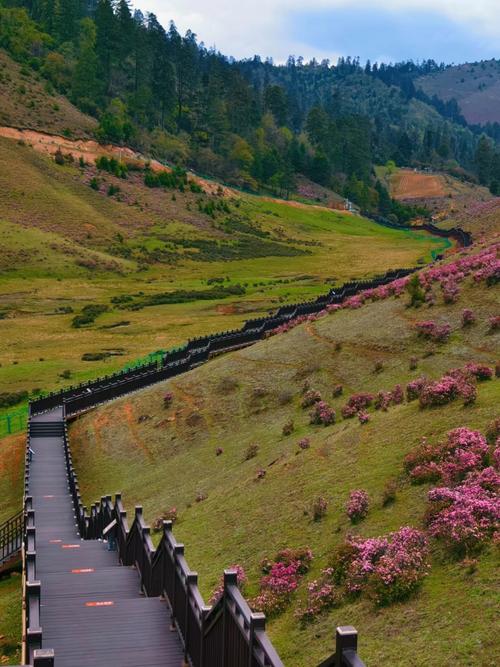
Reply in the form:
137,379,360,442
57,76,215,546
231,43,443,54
133,1,500,61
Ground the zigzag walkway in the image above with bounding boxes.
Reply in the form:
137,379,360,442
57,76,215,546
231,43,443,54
28,408,184,667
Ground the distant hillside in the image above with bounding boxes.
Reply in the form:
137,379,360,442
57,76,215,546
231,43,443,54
0,2,493,219
0,50,96,136
416,60,500,126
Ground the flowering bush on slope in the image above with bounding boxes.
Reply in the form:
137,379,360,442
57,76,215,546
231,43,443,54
299,527,429,620
253,548,313,616
310,401,336,426
414,320,451,343
405,428,489,485
426,467,500,555
341,392,374,418
346,490,369,522
417,365,488,408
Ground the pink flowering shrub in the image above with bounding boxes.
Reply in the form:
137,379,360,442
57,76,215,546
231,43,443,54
426,467,500,555
461,309,476,327
298,437,311,450
358,411,370,424
209,564,247,604
406,377,428,402
297,570,341,622
253,548,313,616
418,367,479,408
489,315,500,331
310,401,336,426
329,527,429,606
346,489,369,522
463,363,493,381
415,320,451,343
163,391,174,407
341,392,374,418
301,389,322,408
441,278,460,304
392,384,404,404
405,428,489,485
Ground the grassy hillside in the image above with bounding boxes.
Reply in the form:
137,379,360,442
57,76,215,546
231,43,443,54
69,248,499,667
0,136,450,401
0,49,96,136
417,59,500,125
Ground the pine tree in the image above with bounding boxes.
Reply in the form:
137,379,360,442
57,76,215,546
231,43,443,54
71,17,100,109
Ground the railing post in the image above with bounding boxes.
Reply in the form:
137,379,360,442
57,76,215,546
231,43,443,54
248,612,266,667
222,570,238,667
33,648,55,666
335,626,358,667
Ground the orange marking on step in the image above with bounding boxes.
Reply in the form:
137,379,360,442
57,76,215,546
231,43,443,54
85,601,114,607
43,495,55,499
49,539,62,543
62,544,80,549
72,568,94,574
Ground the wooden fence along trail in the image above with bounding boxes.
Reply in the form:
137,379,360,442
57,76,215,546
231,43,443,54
0,224,472,665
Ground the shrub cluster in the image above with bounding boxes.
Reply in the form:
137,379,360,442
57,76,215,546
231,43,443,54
309,401,336,426
341,392,374,418
414,320,451,343
404,428,489,485
346,490,369,522
426,467,499,555
253,548,313,616
299,527,429,620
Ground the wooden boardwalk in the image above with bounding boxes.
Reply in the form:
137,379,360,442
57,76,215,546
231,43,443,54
29,408,184,666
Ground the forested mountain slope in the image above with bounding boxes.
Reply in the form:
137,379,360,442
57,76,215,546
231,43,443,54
2,1,499,214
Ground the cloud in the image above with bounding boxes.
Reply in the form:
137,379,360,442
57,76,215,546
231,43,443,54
133,1,500,62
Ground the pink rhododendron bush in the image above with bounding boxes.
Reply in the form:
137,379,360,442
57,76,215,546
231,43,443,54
404,428,490,485
414,320,451,343
309,401,336,426
405,364,493,409
426,467,500,555
298,527,429,620
252,548,313,616
341,392,374,418
346,489,369,522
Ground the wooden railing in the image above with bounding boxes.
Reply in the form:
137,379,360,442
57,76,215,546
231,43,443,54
317,627,366,667
61,406,287,666
0,509,23,566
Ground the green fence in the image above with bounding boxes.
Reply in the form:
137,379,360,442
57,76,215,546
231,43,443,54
0,407,29,437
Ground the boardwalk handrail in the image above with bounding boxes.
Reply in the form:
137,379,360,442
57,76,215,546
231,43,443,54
0,508,23,565
317,627,366,667
61,414,285,667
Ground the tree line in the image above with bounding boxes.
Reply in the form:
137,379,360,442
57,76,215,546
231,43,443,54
1,0,499,216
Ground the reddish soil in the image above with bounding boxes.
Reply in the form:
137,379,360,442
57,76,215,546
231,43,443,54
393,170,446,200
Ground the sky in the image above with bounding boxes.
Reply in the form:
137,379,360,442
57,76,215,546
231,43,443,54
135,0,500,65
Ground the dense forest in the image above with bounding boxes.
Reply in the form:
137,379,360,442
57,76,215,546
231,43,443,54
2,0,500,216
